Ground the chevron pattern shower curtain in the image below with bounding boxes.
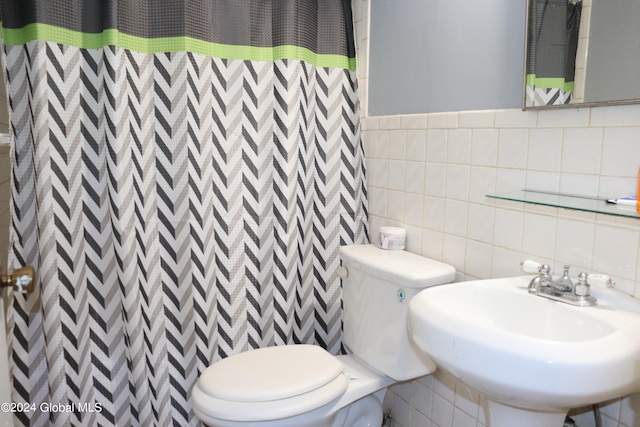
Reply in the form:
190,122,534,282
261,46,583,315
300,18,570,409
0,1,368,426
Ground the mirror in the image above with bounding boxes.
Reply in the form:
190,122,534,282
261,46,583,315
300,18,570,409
524,0,640,109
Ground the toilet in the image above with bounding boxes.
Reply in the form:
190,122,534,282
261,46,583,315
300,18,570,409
191,244,456,427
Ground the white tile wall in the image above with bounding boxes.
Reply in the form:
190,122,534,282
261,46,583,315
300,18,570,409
354,1,640,426
366,107,640,427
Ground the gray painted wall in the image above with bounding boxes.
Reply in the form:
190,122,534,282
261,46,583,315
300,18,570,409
368,0,526,116
584,0,640,103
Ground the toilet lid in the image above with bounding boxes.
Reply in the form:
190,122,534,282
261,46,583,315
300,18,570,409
198,344,344,402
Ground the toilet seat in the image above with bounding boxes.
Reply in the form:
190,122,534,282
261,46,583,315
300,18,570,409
192,345,349,422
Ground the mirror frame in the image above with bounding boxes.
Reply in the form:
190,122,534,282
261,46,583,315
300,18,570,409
522,0,640,110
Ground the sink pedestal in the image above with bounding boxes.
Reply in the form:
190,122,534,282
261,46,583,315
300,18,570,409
488,400,566,427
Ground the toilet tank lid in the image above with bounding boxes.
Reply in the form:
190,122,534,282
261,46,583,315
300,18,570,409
339,244,456,288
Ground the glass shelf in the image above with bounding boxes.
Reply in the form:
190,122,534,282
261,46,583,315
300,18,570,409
486,190,640,219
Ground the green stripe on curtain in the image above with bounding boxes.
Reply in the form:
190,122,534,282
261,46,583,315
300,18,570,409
0,23,357,70
526,74,575,92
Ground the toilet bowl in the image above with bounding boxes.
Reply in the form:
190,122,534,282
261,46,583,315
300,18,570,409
191,244,456,427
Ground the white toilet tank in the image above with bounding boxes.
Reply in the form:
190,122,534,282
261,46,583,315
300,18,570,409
340,244,455,381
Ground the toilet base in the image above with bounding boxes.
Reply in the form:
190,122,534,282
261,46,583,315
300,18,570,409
330,394,384,427
197,393,386,427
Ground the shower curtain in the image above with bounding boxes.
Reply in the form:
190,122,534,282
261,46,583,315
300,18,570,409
526,0,582,106
0,1,368,426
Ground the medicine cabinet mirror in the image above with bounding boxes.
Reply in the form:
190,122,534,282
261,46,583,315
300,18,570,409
524,0,640,109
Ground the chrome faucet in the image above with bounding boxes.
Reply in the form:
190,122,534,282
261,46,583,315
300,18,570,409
551,265,573,292
521,261,614,307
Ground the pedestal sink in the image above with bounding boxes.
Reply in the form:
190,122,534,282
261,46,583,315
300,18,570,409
408,275,640,427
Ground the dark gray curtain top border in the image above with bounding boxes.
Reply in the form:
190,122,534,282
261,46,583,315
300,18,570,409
0,0,356,58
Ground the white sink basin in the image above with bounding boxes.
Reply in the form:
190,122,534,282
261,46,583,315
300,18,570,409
408,275,640,427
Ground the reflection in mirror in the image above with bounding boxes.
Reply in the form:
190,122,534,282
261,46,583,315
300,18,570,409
524,0,640,108
526,0,582,106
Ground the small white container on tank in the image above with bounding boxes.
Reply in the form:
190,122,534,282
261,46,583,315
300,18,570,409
379,226,406,250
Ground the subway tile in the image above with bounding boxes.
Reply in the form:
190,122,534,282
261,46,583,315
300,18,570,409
468,167,496,204
389,130,407,159
559,173,599,198
405,224,422,254
392,393,412,427
421,228,443,261
369,159,388,187
470,129,498,167
525,171,560,193
361,117,379,131
591,104,640,127
467,203,494,244
447,129,471,165
405,162,425,194
493,208,524,251
445,164,470,201
452,408,476,427
537,107,589,128
373,130,390,158
430,393,454,427
423,196,444,231
443,199,468,237
497,129,528,169
368,187,387,217
406,130,426,161
495,169,526,193
388,160,407,191
409,407,430,427
592,224,639,280
598,397,621,423
491,246,522,278
424,163,446,197
412,381,433,417
561,128,603,175
465,240,492,279
427,112,458,129
442,234,466,273
618,277,638,298
425,130,447,163
403,193,424,227
495,109,537,128
379,116,401,129
459,110,495,129
522,212,557,258
598,176,636,199
601,128,640,177
387,190,405,222
400,114,428,129
528,128,562,172
618,392,640,427
394,381,415,404
554,217,595,270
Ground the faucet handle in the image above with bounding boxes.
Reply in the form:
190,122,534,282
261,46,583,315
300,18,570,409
521,260,550,275
586,273,616,288
574,272,590,297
